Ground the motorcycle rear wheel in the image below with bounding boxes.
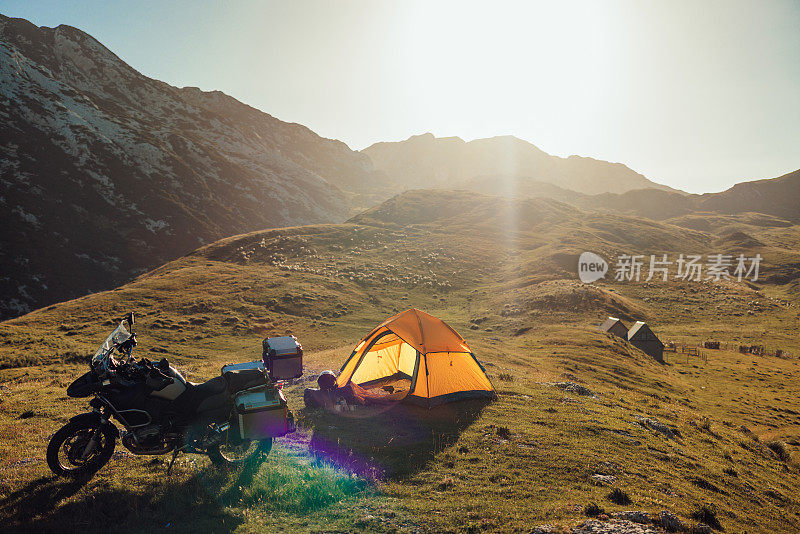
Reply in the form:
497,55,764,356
47,419,116,478
207,436,272,468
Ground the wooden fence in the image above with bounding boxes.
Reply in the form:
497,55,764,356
664,342,708,363
664,339,794,361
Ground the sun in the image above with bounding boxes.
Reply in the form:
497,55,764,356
396,0,620,153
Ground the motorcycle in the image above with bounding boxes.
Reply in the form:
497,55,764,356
47,313,296,478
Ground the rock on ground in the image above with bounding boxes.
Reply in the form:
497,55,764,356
655,510,684,532
546,381,596,397
610,511,650,524
591,474,617,486
571,519,659,533
634,416,681,439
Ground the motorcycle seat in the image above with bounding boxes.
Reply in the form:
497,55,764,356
187,375,227,398
176,375,230,416
196,390,229,414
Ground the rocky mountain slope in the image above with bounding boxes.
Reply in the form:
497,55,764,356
362,133,681,195
0,14,378,319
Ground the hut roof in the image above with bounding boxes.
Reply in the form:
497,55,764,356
627,321,647,338
627,321,663,345
600,317,625,331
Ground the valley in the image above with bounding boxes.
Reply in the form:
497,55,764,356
2,191,800,532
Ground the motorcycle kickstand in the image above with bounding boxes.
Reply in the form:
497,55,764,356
166,448,181,476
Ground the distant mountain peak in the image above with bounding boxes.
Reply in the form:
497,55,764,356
362,133,676,196
402,132,465,144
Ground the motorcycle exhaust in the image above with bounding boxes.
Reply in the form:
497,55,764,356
204,422,230,448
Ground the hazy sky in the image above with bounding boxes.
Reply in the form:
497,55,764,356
2,0,799,193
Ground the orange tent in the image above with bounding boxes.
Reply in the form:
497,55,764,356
336,309,496,407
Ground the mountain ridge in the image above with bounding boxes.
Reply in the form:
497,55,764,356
362,132,683,195
577,168,800,222
0,14,377,319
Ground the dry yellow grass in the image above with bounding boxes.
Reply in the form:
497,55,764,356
2,191,800,532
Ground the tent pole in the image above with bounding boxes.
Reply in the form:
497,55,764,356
425,353,431,409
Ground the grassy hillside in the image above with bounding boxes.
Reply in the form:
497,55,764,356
2,191,800,533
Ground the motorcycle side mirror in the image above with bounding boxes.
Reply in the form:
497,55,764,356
127,312,135,327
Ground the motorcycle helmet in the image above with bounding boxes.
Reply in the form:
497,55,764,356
317,370,337,391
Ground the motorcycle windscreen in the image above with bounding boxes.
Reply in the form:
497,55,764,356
92,322,130,365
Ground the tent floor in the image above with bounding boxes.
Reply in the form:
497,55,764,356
348,376,412,404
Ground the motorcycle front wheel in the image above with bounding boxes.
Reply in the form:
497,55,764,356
46,419,116,478
207,436,272,468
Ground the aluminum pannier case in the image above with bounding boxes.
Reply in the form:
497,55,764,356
262,335,303,381
234,386,293,439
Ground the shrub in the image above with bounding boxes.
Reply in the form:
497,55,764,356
690,503,722,531
606,487,632,505
497,372,514,382
766,440,791,462
437,476,455,490
496,426,512,440
690,476,723,494
765,488,787,502
584,502,605,517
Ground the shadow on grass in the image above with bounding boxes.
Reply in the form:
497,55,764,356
0,469,244,534
300,399,490,479
2,448,370,534
1,400,478,531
